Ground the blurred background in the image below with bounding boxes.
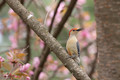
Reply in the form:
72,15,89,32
0,0,96,80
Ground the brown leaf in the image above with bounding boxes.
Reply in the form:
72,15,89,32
2,62,12,71
16,53,26,60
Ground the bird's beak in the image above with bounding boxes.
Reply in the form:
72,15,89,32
76,28,83,31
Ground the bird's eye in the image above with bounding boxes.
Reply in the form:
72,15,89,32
73,30,75,31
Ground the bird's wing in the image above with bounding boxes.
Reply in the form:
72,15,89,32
76,41,80,57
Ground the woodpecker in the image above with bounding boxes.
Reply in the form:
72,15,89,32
66,28,83,65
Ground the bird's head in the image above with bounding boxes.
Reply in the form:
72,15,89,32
69,28,83,37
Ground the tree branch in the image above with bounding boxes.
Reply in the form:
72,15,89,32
20,0,24,5
25,26,31,63
34,0,77,79
0,0,5,11
5,0,91,80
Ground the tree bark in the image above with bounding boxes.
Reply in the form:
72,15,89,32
25,26,31,63
5,0,91,80
0,0,5,11
95,0,120,80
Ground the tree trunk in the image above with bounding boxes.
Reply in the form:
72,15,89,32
95,0,120,80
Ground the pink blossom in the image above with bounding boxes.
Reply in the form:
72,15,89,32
82,41,88,47
45,6,52,12
58,2,65,13
14,75,20,78
3,74,8,78
8,24,12,29
0,56,4,62
19,63,31,72
8,18,18,31
79,30,91,39
82,56,91,64
33,57,40,69
49,11,54,18
26,76,30,80
8,9,14,15
59,66,69,75
46,60,58,71
9,35,17,48
84,14,90,21
29,71,34,76
88,44,97,54
63,68,69,75
77,0,86,6
8,9,18,31
65,78,71,80
6,51,14,61
39,72,47,80
82,12,90,21
47,64,57,71
49,10,61,24
54,61,58,64
46,2,65,27
12,18,18,31
46,18,51,26
55,12,62,23
55,2,65,23
47,55,53,61
40,40,44,49
49,2,65,27
91,30,96,40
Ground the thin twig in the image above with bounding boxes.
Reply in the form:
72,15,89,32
25,26,31,63
88,52,98,79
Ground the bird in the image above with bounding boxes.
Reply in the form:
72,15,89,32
66,28,83,65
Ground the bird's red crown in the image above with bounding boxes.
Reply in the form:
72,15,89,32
69,28,78,36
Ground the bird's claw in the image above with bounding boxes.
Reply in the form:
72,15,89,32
66,55,76,59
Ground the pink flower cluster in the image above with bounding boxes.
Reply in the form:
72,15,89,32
19,63,33,80
46,2,65,27
19,63,31,72
0,56,5,62
9,35,18,49
33,57,40,69
8,9,18,31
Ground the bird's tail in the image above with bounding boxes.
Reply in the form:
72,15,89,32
73,57,80,65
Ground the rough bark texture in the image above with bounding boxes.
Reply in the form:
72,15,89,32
5,0,91,80
95,0,120,80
